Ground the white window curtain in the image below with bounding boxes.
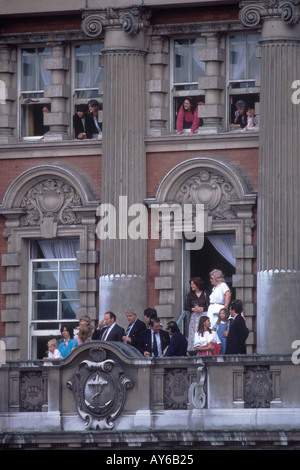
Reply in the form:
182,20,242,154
207,234,236,267
37,239,80,315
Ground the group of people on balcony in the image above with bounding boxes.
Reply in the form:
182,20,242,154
185,269,248,355
176,97,259,135
44,268,248,361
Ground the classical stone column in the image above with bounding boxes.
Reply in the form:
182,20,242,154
240,0,300,353
82,8,150,325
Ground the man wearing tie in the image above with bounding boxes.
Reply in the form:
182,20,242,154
122,310,146,349
139,317,170,357
92,311,125,342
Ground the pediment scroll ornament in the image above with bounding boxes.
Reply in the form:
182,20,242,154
67,347,133,430
20,178,82,228
175,170,239,220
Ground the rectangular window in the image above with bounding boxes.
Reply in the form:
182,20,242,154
228,34,261,129
29,239,80,359
20,47,51,139
72,43,104,138
172,38,205,133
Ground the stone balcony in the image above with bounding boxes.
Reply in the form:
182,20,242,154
0,342,299,449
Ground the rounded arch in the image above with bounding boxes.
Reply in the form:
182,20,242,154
154,156,253,204
1,164,98,210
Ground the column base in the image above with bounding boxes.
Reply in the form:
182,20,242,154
99,274,147,329
257,270,300,354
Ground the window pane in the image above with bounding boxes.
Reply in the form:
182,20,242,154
75,43,103,89
22,48,51,91
22,49,36,91
174,38,205,84
230,36,246,80
247,34,260,80
33,261,58,290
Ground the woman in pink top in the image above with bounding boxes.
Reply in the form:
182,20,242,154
176,97,201,135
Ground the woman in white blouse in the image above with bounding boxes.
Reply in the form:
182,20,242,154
207,269,231,325
194,315,221,355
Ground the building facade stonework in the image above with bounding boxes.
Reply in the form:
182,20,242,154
0,0,299,447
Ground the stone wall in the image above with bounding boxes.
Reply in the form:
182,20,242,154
0,342,299,449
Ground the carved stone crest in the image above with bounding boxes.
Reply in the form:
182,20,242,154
20,372,45,412
164,369,189,409
175,170,238,219
67,347,133,430
244,366,273,408
20,178,82,228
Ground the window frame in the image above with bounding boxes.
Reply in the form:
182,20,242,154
18,46,52,140
227,32,261,131
28,241,80,359
170,37,206,134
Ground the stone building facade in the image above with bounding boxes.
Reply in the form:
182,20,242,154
0,0,298,363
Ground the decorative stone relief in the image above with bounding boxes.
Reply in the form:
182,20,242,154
188,365,207,409
239,0,300,27
175,170,239,219
244,366,273,408
164,368,190,409
20,372,45,412
20,178,82,228
82,7,151,38
67,347,133,430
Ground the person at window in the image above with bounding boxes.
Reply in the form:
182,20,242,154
43,339,62,360
73,104,95,139
88,99,102,136
231,100,248,129
74,324,93,345
246,106,260,130
185,276,209,351
176,97,202,135
58,324,78,358
207,269,231,326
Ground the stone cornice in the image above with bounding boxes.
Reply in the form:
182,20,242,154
81,7,152,38
239,0,300,27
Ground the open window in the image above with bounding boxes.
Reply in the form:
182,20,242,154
228,33,261,130
29,239,80,359
172,38,205,132
20,47,51,139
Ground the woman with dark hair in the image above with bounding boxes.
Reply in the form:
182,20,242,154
185,276,209,351
176,97,201,135
58,324,78,358
164,321,188,357
194,315,221,356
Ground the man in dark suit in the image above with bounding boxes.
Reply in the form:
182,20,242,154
164,321,188,357
225,300,249,354
138,317,170,357
122,311,146,349
92,311,125,342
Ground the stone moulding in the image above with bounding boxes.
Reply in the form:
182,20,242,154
239,0,300,27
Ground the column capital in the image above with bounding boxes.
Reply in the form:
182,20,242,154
239,0,300,27
82,7,151,38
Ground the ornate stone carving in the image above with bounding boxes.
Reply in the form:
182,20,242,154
20,178,82,227
244,366,273,408
175,170,238,219
188,365,207,409
239,0,300,27
164,368,189,409
20,372,45,412
67,347,133,430
82,7,151,38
